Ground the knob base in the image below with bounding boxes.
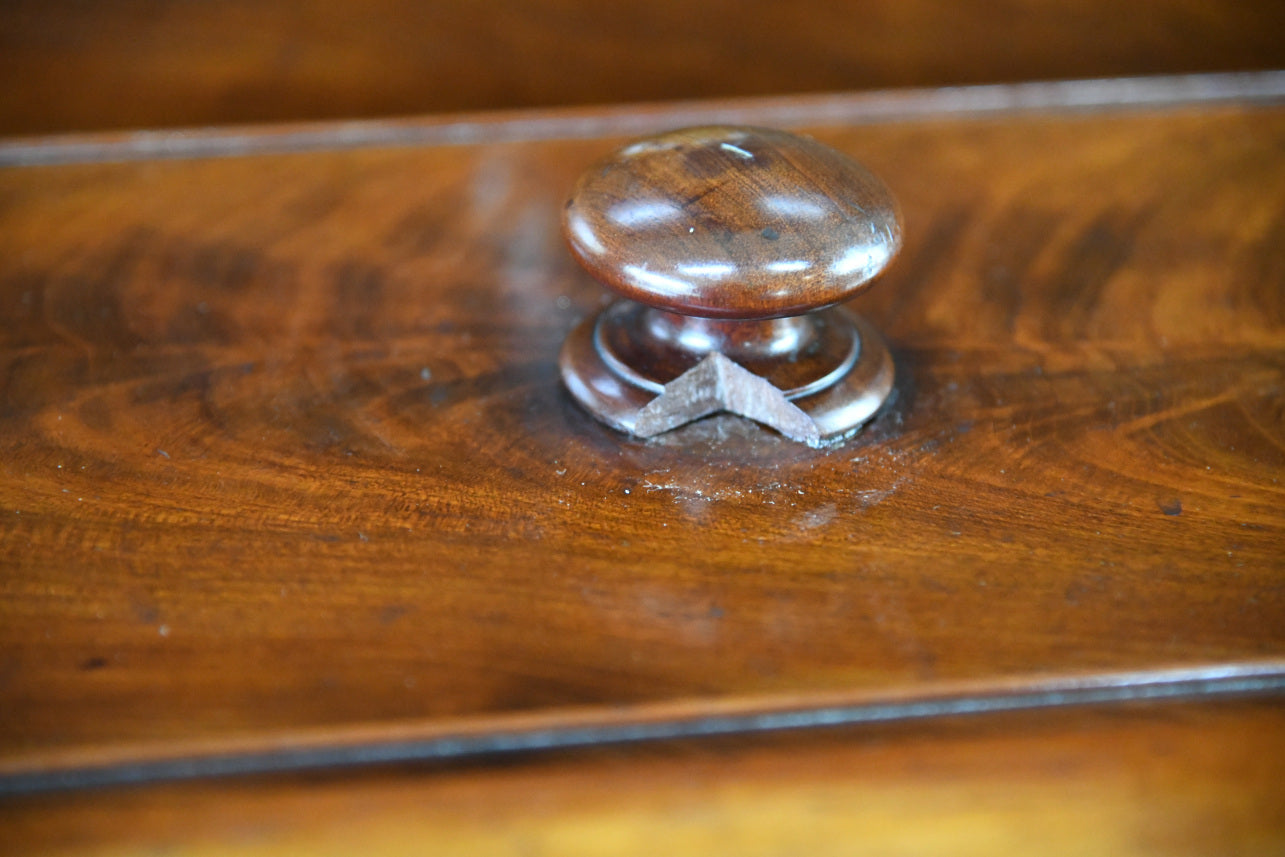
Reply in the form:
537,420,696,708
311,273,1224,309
560,302,894,447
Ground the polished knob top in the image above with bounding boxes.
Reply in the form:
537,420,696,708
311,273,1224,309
563,125,902,320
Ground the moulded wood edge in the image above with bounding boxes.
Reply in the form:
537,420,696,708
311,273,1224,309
2,659,1282,797
1,71,1283,168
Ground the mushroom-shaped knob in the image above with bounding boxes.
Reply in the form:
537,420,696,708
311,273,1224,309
564,126,901,319
559,126,900,447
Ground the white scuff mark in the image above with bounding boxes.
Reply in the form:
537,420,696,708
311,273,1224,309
641,472,790,503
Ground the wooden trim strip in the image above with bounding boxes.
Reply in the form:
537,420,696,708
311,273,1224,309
2,661,1282,796
1,71,1283,168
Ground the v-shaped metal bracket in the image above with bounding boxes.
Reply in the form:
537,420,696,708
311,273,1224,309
633,353,822,447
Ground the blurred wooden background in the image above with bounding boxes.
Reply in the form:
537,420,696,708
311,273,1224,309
2,0,1283,136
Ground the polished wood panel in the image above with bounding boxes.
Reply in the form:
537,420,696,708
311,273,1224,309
4,698,1283,855
2,0,1284,135
0,85,1283,780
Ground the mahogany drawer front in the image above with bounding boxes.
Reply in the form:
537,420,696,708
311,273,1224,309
0,76,1282,796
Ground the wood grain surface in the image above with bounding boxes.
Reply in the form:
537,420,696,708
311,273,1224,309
1,80,1284,785
4,698,1283,855
2,0,1284,135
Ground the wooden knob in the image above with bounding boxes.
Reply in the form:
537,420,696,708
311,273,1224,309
559,126,900,447
564,125,901,320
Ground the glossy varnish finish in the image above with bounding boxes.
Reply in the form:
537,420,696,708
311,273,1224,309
0,85,1283,780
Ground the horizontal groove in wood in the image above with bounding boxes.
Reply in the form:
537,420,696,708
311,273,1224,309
2,662,1281,795
8,695,1282,855
1,71,1283,168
